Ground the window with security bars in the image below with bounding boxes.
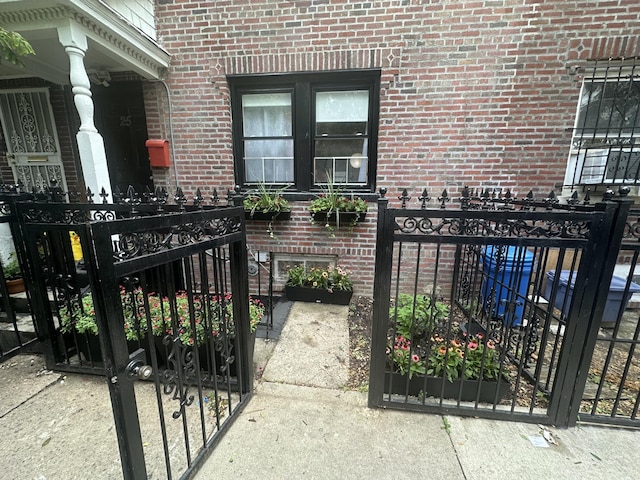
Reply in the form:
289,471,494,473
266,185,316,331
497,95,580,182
565,58,640,186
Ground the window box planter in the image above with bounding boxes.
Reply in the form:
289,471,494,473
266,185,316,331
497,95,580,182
244,210,291,221
284,285,353,305
310,211,366,226
384,372,510,403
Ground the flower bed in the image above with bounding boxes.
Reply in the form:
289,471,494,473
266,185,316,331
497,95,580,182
58,289,264,368
386,293,510,400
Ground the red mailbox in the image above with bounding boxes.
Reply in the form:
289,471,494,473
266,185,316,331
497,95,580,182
145,139,170,168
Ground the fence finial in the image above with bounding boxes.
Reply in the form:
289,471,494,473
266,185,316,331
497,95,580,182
211,188,219,205
379,187,387,198
398,188,410,208
544,190,559,210
461,186,470,210
112,186,122,204
419,188,430,209
602,187,615,201
438,189,450,209
143,186,152,203
175,186,186,211
568,190,579,207
194,188,204,208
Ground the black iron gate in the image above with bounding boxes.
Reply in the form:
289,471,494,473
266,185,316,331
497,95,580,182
575,204,640,427
368,187,636,427
0,188,38,361
19,190,253,479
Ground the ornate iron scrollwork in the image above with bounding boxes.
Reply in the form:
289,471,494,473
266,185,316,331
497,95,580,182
396,215,591,239
162,335,196,419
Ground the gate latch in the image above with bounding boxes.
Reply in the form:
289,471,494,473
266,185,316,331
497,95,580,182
126,348,153,380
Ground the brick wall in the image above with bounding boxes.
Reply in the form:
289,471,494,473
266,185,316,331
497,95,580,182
151,0,640,295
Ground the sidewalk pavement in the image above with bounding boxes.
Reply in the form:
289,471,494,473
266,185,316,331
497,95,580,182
195,302,640,480
1,302,638,479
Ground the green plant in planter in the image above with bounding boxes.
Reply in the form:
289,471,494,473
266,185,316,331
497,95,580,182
59,289,265,347
387,335,425,379
308,181,367,234
146,291,264,346
427,333,504,382
243,183,291,239
59,293,98,335
286,264,353,292
243,183,290,217
2,252,22,280
390,293,449,339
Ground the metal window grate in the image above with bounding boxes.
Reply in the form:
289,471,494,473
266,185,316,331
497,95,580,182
568,58,640,187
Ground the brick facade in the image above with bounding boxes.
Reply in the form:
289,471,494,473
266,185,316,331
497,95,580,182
147,0,640,295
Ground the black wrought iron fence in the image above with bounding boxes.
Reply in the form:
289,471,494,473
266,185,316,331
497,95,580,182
5,182,255,478
368,186,635,428
574,205,640,427
0,187,39,362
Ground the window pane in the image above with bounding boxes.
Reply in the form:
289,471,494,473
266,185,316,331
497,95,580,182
314,138,368,184
316,90,369,136
577,80,640,132
243,93,292,137
244,139,294,183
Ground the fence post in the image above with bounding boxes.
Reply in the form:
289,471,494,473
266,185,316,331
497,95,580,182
552,196,632,427
368,189,393,407
229,216,253,395
88,221,148,480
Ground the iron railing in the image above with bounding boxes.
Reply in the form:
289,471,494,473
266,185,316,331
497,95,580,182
368,186,635,428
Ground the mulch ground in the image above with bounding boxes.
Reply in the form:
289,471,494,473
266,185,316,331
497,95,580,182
346,296,373,391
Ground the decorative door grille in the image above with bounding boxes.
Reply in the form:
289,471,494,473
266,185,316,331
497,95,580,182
0,89,67,192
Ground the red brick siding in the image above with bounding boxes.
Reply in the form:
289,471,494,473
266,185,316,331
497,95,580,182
151,0,640,295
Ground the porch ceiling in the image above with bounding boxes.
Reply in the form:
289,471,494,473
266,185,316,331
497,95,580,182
0,0,170,84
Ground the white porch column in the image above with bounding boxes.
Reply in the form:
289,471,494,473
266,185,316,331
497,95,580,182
58,24,113,202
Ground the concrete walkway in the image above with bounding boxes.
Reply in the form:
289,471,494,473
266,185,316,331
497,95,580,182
196,302,640,480
0,302,638,479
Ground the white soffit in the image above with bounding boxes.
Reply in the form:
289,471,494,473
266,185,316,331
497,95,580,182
0,0,170,82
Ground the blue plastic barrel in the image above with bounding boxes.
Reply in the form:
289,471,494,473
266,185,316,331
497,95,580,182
481,246,535,327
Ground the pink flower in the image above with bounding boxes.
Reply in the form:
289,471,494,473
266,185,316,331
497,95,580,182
411,354,420,363
468,341,478,350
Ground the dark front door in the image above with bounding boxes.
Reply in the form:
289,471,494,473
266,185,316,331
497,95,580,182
93,81,153,193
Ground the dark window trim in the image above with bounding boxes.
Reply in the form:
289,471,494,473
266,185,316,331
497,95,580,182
228,69,380,193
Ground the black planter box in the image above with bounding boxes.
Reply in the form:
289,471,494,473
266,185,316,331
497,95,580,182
310,211,366,226
384,372,510,403
285,285,353,305
244,210,291,221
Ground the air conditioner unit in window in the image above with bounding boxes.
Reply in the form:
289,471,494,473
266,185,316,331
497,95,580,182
603,148,640,183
